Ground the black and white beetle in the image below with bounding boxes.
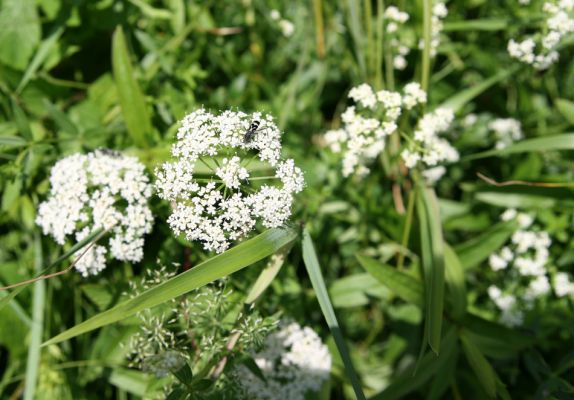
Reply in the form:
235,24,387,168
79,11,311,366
243,120,261,143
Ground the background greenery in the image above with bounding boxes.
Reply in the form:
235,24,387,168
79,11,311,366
1,0,574,399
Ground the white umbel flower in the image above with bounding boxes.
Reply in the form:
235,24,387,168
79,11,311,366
234,321,332,400
36,150,154,277
156,109,304,253
419,1,448,57
488,118,523,149
508,1,574,69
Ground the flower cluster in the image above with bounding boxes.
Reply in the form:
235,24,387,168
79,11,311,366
488,118,523,149
486,209,572,326
508,1,574,69
385,6,411,70
36,150,153,277
156,109,304,253
270,9,295,37
401,107,459,181
323,82,427,177
234,321,332,400
419,1,448,57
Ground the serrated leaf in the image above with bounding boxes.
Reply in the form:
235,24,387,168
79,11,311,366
43,227,298,346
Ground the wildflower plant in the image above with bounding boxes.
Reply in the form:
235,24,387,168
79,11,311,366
155,108,304,253
36,150,153,276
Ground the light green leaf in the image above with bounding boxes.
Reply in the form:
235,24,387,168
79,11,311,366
466,134,574,160
416,186,445,354
455,222,516,270
17,24,65,93
356,255,423,308
443,244,467,319
460,331,497,398
0,136,27,147
0,0,41,70
43,227,298,346
112,27,153,147
244,243,293,304
302,229,366,400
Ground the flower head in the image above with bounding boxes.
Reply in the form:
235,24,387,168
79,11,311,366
36,150,153,276
156,109,304,253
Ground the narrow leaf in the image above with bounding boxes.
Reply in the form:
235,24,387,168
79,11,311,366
443,244,467,319
454,222,516,270
556,98,574,126
302,229,366,400
112,27,153,147
43,227,297,346
356,255,423,307
466,134,574,160
460,331,497,398
244,243,293,304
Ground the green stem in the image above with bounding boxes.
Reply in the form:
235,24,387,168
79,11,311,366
421,0,433,92
397,189,415,270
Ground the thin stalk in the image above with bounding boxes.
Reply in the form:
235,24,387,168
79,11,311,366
364,0,375,82
313,0,326,58
375,0,385,89
23,235,45,400
397,189,415,270
421,0,433,92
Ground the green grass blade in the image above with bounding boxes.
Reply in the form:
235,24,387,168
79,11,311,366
460,330,497,398
244,243,293,304
555,99,574,125
421,0,432,91
23,234,45,400
302,229,366,400
43,227,298,346
370,328,457,400
438,66,518,113
443,18,508,32
443,244,467,319
356,255,423,307
454,221,516,270
17,24,65,93
0,228,106,312
112,26,153,147
416,186,445,354
465,134,574,160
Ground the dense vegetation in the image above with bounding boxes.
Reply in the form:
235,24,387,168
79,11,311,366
1,0,574,399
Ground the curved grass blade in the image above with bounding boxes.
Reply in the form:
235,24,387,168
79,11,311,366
356,255,423,307
465,134,574,160
460,330,497,398
43,227,298,346
244,243,293,304
112,27,153,147
302,229,366,400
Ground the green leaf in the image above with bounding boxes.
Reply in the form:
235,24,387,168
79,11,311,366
43,227,297,346
460,331,497,398
466,134,574,160
171,363,193,387
443,244,467,319
438,67,518,113
301,229,366,400
454,222,516,270
443,18,508,31
416,186,445,354
370,328,457,400
112,27,153,147
0,0,41,70
244,243,292,304
0,136,27,147
17,24,65,93
556,99,574,126
356,255,423,307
